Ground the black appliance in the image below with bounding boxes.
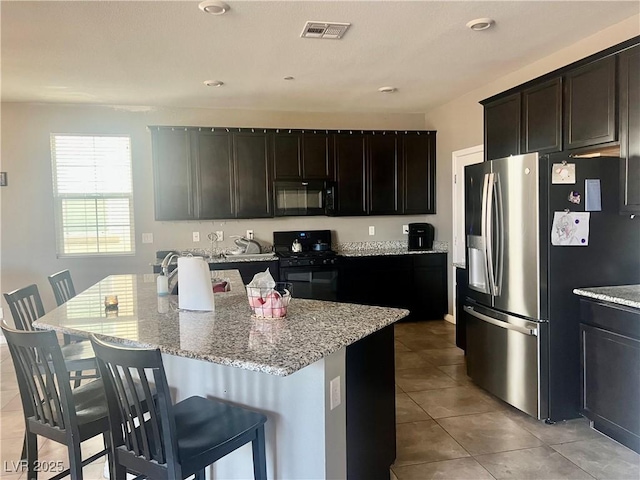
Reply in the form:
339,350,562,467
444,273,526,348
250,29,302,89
408,223,435,251
464,152,640,421
274,181,335,216
273,230,339,301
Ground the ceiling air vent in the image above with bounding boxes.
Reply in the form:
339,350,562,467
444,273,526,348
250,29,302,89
300,21,351,39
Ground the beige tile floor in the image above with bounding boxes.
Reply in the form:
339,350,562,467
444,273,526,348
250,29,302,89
392,320,640,480
1,321,638,479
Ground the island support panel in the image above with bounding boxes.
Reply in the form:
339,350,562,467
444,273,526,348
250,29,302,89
346,324,396,479
162,349,347,479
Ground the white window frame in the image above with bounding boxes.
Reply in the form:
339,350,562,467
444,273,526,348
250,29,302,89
50,133,135,257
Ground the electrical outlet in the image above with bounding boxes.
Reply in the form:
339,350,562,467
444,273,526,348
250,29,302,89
246,230,254,240
143,274,155,283
192,231,200,242
330,376,341,410
142,233,154,244
402,225,409,234
215,230,224,242
368,226,375,236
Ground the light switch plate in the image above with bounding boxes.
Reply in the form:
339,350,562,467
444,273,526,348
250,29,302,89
402,225,409,234
142,233,153,244
246,230,254,240
368,226,375,236
215,230,224,242
330,376,341,410
192,231,200,242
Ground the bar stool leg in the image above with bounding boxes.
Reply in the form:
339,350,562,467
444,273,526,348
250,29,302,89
26,431,37,480
252,425,267,480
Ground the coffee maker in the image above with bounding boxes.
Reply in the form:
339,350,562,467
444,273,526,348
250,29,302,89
408,223,434,251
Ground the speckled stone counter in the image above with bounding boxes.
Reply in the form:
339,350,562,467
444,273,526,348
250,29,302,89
573,285,640,309
152,253,277,268
337,240,448,257
34,270,408,376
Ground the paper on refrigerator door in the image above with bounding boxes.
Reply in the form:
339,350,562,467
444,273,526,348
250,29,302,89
551,212,590,246
177,257,215,311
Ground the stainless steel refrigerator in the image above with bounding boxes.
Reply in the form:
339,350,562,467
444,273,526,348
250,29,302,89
464,152,640,421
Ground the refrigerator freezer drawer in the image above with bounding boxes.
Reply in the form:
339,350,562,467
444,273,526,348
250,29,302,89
465,306,549,419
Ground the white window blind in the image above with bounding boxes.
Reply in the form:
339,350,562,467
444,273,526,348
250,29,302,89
51,134,135,256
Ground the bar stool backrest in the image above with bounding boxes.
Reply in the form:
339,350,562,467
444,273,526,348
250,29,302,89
1,323,76,435
48,270,77,306
90,335,180,479
3,284,45,331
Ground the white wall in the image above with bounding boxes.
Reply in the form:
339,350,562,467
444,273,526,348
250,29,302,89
0,103,427,311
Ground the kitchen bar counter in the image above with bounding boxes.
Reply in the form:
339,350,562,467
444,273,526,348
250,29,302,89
573,285,640,309
34,270,407,376
34,269,404,479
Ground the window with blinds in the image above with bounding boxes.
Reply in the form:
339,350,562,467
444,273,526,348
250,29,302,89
51,134,135,256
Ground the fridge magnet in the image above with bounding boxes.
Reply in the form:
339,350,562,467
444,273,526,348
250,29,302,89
585,179,602,212
568,191,581,204
551,211,590,246
551,163,576,184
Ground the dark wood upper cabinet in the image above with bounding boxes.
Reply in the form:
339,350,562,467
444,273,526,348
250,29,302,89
303,133,333,179
565,56,617,150
484,92,521,160
232,132,272,218
153,128,437,219
368,134,401,215
151,128,193,220
272,131,333,180
272,133,301,180
522,77,563,154
402,132,436,214
334,134,367,215
619,44,640,214
193,131,234,219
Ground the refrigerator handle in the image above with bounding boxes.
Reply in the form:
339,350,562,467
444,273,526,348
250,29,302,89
493,173,504,296
485,173,497,297
479,173,492,294
464,306,538,336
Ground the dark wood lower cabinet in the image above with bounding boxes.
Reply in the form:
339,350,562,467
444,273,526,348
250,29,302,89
346,324,395,479
339,253,448,320
455,267,468,351
579,299,640,453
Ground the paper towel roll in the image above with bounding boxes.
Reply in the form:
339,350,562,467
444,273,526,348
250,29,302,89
177,257,215,311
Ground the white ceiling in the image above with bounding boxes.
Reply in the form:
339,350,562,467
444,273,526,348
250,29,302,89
1,1,638,114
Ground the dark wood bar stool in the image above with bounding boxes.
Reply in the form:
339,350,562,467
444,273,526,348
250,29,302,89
48,270,88,365
90,335,269,480
3,284,98,385
48,269,77,307
1,323,112,480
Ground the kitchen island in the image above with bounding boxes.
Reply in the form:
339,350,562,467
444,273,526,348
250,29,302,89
34,270,408,479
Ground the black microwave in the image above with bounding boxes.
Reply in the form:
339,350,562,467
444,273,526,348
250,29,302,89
274,181,335,216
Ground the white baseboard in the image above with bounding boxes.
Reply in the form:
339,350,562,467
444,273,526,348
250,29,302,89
444,314,455,324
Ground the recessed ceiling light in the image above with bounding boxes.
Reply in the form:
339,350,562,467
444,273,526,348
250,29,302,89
284,76,295,81
204,80,224,87
466,18,494,31
378,86,397,93
198,1,230,15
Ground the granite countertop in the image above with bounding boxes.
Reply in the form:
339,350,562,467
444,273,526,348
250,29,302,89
152,253,277,267
573,285,640,309
34,270,408,376
336,240,448,257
